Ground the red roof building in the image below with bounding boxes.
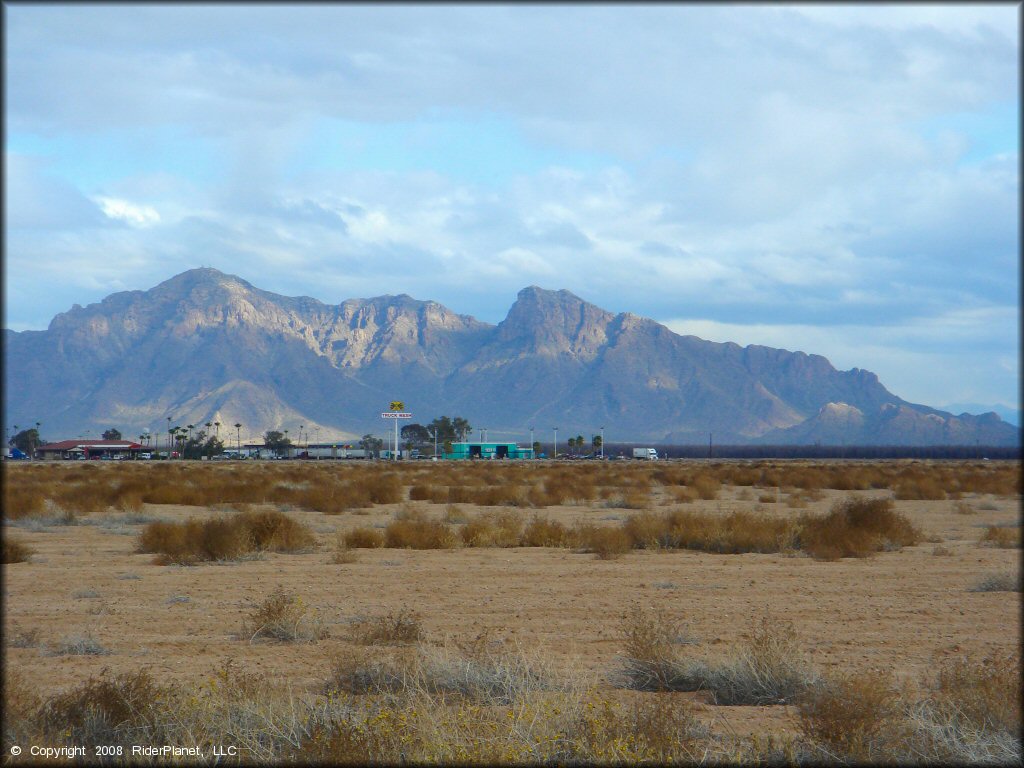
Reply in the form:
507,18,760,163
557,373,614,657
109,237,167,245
35,439,144,460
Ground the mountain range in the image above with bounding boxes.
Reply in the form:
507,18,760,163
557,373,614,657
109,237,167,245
4,268,1019,446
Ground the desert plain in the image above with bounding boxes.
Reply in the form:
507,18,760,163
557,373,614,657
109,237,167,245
3,458,1020,764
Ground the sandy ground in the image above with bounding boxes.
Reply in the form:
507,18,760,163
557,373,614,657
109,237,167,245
4,465,1020,740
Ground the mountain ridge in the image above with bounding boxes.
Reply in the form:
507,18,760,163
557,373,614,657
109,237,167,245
4,268,1018,446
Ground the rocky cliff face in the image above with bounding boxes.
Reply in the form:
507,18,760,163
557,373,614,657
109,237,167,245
4,268,1018,446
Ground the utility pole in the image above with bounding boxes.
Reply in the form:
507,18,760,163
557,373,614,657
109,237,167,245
553,426,558,459
708,432,713,459
529,426,535,459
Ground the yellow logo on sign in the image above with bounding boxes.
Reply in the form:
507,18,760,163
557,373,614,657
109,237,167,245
390,401,405,412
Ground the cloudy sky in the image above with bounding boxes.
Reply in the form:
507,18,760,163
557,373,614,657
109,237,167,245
5,4,1019,416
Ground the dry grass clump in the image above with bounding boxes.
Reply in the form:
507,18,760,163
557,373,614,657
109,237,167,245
326,637,563,708
572,522,633,560
2,484,46,519
137,509,314,564
923,650,1021,747
968,572,1022,592
893,473,947,500
384,509,457,549
460,509,524,547
241,586,326,643
690,473,721,500
235,508,316,551
3,536,34,563
681,617,818,705
797,496,922,560
954,500,977,515
329,539,359,564
614,606,696,691
521,515,570,547
342,526,385,548
350,607,423,645
45,631,111,656
978,525,1019,548
36,669,176,749
615,612,816,706
797,671,904,761
622,509,796,554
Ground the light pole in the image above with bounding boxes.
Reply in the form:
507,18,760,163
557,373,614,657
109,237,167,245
234,423,242,457
601,426,605,459
299,425,304,459
553,426,558,459
166,417,172,460
530,426,535,459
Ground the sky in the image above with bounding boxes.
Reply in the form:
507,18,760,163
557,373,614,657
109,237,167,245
4,3,1020,416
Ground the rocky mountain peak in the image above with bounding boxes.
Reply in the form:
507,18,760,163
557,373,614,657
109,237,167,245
494,285,616,357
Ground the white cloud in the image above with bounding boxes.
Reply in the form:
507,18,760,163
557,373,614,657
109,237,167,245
94,196,161,227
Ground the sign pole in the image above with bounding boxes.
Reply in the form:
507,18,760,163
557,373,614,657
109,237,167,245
383,402,411,461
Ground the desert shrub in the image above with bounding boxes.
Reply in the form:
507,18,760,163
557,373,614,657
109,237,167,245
442,503,468,523
968,572,1022,592
2,536,34,563
954,500,977,515
46,632,110,656
350,608,423,645
241,586,326,643
758,492,777,504
384,515,456,549
690,474,720,500
569,692,708,764
709,511,796,554
471,484,528,507
343,527,385,549
668,485,697,503
459,509,523,547
615,606,695,691
979,525,1019,548
137,510,314,564
797,496,922,560
38,670,176,747
235,509,316,551
908,650,1022,763
1,485,46,519
680,617,818,705
797,672,902,761
894,474,947,500
622,511,669,549
408,483,438,502
623,509,795,554
7,624,42,648
364,473,403,505
572,522,632,560
521,515,569,547
329,539,358,564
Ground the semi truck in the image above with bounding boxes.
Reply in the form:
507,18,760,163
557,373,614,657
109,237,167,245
632,447,659,460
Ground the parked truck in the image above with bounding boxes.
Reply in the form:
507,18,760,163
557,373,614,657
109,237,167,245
632,447,659,460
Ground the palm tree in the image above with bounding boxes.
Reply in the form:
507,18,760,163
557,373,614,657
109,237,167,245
205,422,213,458
567,436,577,456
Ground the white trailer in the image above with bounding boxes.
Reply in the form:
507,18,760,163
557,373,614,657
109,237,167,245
632,447,659,460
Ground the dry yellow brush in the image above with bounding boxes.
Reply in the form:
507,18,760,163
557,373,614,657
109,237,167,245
4,607,1019,765
3,458,1019,522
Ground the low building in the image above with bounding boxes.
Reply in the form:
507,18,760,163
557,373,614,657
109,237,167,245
442,441,534,460
35,439,144,460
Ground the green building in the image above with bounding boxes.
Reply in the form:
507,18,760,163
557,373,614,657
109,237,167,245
443,441,534,460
